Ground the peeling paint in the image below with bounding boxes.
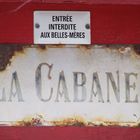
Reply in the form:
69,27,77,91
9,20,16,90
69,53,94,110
50,116,87,127
38,45,47,50
47,44,65,48
0,45,24,71
12,115,140,127
0,44,66,72
14,114,45,126
105,44,140,57
77,45,92,54
0,44,140,126
1,44,140,72
132,45,140,57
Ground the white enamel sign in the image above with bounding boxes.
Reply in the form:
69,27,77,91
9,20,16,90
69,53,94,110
34,11,91,44
0,45,140,126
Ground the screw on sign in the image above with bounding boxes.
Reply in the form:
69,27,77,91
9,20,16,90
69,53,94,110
35,23,40,29
34,11,90,44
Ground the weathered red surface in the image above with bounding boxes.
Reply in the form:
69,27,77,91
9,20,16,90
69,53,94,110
1,0,140,4
0,1,140,44
0,127,140,140
0,1,140,139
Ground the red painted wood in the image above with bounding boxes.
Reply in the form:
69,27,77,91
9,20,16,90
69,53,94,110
0,1,140,139
0,2,140,44
0,127,139,140
1,0,140,4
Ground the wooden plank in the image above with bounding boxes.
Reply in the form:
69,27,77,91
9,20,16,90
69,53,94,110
0,2,140,44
